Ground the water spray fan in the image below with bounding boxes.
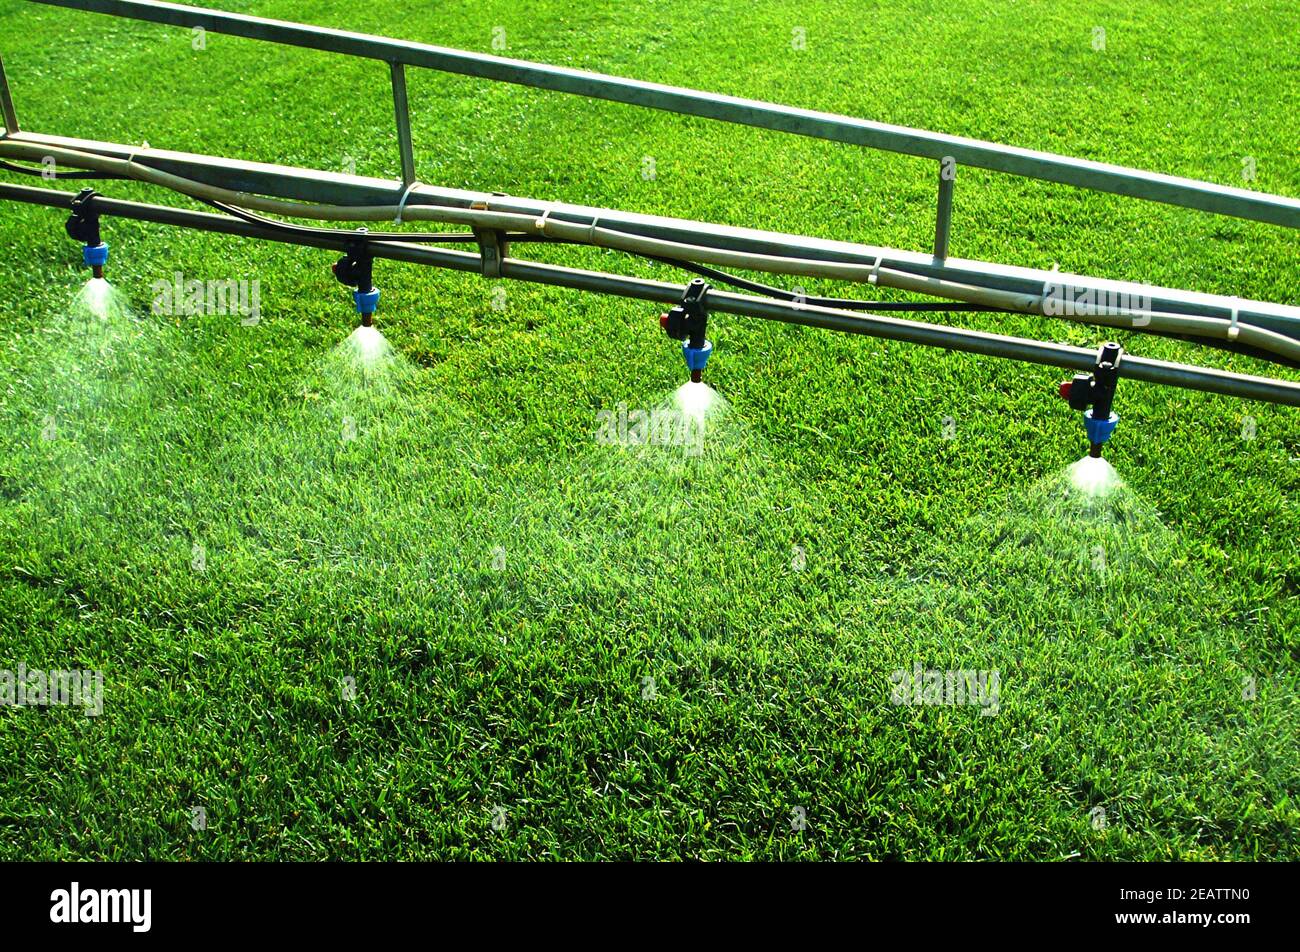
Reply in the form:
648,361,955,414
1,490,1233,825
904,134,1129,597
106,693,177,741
4,0,1300,462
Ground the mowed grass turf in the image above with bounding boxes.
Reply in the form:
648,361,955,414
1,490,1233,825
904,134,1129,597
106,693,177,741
0,0,1297,859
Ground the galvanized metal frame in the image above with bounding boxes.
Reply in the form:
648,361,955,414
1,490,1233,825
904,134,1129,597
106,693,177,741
933,161,954,260
4,0,1300,408
388,61,415,187
25,0,1300,231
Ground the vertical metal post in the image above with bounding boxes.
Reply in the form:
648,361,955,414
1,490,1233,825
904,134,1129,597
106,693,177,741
389,61,415,186
0,54,19,134
934,156,955,260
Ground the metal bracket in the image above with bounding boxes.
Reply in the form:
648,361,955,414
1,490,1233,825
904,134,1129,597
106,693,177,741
473,227,507,279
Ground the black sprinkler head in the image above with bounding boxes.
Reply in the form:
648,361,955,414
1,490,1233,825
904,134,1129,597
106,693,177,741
659,278,710,350
332,245,374,292
333,235,381,327
65,189,108,278
1061,342,1122,414
659,279,715,384
65,188,102,247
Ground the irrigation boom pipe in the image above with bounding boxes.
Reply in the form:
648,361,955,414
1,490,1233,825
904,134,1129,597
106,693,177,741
7,130,1299,345
4,180,1298,408
5,138,1300,364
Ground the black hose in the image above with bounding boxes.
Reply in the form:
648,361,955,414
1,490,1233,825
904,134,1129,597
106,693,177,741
201,198,560,246
643,254,1011,313
209,197,1007,313
200,198,480,244
9,162,1008,314
0,159,127,181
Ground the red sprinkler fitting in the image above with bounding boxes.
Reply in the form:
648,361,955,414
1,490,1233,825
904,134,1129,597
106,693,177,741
660,311,702,379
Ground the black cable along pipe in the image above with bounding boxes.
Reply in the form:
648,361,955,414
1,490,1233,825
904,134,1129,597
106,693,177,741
643,254,1012,314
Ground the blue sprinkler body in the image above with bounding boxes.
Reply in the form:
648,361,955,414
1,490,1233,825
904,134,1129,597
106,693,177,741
1083,409,1118,449
82,241,109,274
353,287,380,323
682,339,713,377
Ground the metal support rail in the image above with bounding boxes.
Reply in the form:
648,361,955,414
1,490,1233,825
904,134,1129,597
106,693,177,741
0,56,18,134
934,160,955,260
389,62,415,187
21,0,1300,234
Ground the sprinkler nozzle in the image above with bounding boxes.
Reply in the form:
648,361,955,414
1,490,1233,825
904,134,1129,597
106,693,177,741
683,339,712,384
83,242,108,280
66,188,107,278
661,279,713,383
353,288,380,326
334,236,379,328
1059,341,1122,457
1085,410,1119,458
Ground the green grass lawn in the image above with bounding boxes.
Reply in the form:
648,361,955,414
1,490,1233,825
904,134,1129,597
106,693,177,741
0,0,1297,859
